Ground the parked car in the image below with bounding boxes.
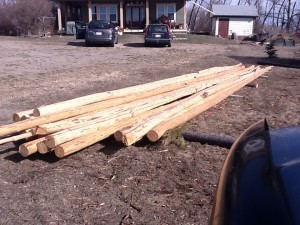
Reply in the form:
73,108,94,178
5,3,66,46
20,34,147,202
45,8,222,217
210,120,300,225
85,20,118,47
144,24,172,47
75,21,87,39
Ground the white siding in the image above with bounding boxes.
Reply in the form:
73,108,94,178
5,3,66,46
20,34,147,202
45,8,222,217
228,17,254,36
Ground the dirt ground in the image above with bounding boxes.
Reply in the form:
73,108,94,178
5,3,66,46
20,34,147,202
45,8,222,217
0,34,299,225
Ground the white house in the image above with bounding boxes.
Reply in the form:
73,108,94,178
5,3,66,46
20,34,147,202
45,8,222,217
211,5,258,38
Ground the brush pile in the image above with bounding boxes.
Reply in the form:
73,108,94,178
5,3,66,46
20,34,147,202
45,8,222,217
0,64,271,159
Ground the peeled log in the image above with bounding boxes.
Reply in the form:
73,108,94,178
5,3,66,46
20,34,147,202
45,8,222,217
37,141,51,154
36,71,243,135
19,137,46,157
120,67,267,145
53,102,179,158
13,110,34,122
36,66,252,135
55,129,112,158
34,65,241,117
45,101,178,148
147,67,272,142
0,132,33,145
0,65,244,138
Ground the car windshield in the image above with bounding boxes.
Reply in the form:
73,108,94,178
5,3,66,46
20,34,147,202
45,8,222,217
149,25,167,33
88,21,111,29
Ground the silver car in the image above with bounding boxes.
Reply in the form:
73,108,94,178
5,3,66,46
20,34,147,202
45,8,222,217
85,20,118,47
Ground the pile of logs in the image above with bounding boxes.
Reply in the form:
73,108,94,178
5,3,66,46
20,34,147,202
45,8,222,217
0,64,271,159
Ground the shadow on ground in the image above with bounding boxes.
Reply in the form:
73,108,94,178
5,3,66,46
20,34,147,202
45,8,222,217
67,41,86,47
229,55,300,69
123,43,145,48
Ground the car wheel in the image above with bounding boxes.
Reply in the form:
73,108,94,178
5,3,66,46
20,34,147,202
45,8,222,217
85,41,91,47
110,40,115,47
168,42,171,47
144,42,149,47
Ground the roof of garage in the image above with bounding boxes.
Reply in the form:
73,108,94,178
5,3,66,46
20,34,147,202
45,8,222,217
212,5,258,17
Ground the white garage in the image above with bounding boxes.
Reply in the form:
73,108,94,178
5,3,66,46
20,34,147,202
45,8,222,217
211,5,258,38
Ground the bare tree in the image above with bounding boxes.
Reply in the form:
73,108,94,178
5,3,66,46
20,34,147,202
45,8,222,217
0,0,52,35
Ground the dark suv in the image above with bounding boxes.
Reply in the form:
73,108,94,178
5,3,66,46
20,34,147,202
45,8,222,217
85,20,118,47
144,24,172,47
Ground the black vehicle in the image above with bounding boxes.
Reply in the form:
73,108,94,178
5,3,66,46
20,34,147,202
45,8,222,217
85,20,118,47
144,24,172,47
210,120,300,225
75,21,87,39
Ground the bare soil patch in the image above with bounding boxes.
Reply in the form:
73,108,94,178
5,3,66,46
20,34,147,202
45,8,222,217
0,34,299,225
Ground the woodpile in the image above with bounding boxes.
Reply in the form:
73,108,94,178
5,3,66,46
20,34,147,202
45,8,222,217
0,64,272,159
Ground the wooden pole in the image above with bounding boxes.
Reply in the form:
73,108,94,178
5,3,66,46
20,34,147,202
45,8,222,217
35,66,250,135
0,132,33,145
37,141,51,154
122,67,271,145
13,110,34,122
33,65,241,117
0,65,245,138
147,67,272,142
19,137,46,157
53,102,181,158
45,101,179,149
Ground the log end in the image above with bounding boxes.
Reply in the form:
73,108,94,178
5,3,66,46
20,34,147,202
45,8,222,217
12,113,21,122
37,141,50,154
33,108,41,117
114,131,123,142
45,138,56,149
54,146,65,158
122,135,135,146
147,130,160,142
35,127,49,135
19,144,36,157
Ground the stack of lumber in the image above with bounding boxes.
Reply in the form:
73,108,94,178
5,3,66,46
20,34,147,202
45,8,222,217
0,64,272,159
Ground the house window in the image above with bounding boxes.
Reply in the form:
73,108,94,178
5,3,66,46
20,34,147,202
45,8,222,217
91,4,118,23
92,6,97,20
156,4,176,21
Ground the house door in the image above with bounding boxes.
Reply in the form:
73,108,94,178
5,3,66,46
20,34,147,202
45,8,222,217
126,5,145,28
218,19,229,38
